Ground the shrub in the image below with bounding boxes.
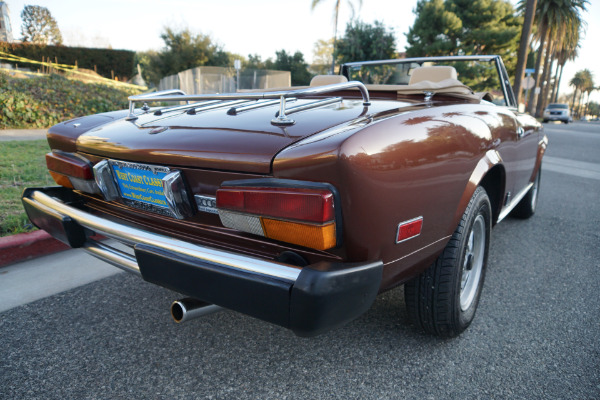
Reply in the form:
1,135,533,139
0,72,143,129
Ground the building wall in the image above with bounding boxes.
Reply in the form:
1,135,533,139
0,2,15,42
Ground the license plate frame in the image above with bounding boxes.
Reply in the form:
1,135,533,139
109,160,173,216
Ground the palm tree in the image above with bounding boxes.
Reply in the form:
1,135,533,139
538,15,581,113
514,0,538,106
311,0,363,74
550,37,579,103
570,69,593,118
570,70,585,113
527,0,588,116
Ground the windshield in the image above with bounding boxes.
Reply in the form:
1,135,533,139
342,57,509,106
547,104,568,109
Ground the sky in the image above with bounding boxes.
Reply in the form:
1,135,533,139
3,0,599,101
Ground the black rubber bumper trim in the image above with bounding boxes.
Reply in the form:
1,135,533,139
21,186,89,248
290,261,383,337
136,243,383,337
135,244,294,327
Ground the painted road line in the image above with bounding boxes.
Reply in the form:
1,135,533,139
543,156,600,181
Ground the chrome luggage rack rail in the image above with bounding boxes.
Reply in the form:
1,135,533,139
127,81,371,126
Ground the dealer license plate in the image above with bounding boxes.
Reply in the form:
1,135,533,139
110,161,170,210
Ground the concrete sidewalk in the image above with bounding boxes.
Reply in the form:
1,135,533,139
0,129,47,141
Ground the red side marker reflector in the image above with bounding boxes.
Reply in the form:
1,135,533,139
396,217,423,243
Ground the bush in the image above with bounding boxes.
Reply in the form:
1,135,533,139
0,72,143,129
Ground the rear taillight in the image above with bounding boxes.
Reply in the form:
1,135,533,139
216,186,338,250
46,151,98,193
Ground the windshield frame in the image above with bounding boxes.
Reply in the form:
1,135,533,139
340,55,517,109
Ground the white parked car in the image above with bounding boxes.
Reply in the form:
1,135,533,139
543,103,570,123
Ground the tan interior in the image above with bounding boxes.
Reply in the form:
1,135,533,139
409,66,458,84
309,75,349,86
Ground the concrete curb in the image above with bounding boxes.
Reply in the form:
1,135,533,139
0,230,69,267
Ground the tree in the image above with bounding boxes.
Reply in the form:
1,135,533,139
405,0,462,57
268,50,313,86
527,0,588,116
569,69,593,118
20,5,63,45
513,0,538,105
311,0,363,73
335,20,396,64
155,27,229,77
406,0,521,74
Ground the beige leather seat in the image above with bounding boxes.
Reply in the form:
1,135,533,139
310,75,349,86
409,66,458,85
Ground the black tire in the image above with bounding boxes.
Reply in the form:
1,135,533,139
405,186,491,337
543,119,548,123
511,167,541,219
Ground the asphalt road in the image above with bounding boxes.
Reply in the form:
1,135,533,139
1,122,599,399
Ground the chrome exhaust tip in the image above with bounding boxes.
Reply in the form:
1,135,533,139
170,298,222,323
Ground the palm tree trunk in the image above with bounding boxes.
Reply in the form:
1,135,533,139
578,90,585,118
527,22,548,114
554,63,565,103
514,0,538,105
550,58,561,103
540,50,557,112
329,0,342,75
571,87,578,111
535,38,554,117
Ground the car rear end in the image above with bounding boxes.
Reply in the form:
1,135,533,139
22,87,385,337
543,103,570,123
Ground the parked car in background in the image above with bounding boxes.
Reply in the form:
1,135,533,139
543,103,571,123
22,55,546,338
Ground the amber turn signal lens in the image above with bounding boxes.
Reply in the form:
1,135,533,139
262,219,336,251
48,171,74,189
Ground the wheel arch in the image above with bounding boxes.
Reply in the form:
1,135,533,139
451,150,505,231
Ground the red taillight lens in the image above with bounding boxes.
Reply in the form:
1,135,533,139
217,187,335,223
216,185,339,250
46,152,93,180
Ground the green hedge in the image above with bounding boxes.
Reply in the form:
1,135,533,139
0,42,136,80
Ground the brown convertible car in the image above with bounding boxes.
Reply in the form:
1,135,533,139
22,55,546,337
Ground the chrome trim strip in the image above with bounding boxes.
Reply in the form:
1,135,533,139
280,97,343,116
83,239,140,275
154,100,222,116
228,98,295,115
127,89,188,120
28,190,302,282
497,182,533,222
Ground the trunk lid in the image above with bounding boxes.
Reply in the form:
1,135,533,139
76,98,410,174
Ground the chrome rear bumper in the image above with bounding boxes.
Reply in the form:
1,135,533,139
22,187,382,336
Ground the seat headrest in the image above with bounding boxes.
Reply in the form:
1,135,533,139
409,66,458,85
309,75,349,86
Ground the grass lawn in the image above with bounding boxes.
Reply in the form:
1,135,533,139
0,139,53,236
